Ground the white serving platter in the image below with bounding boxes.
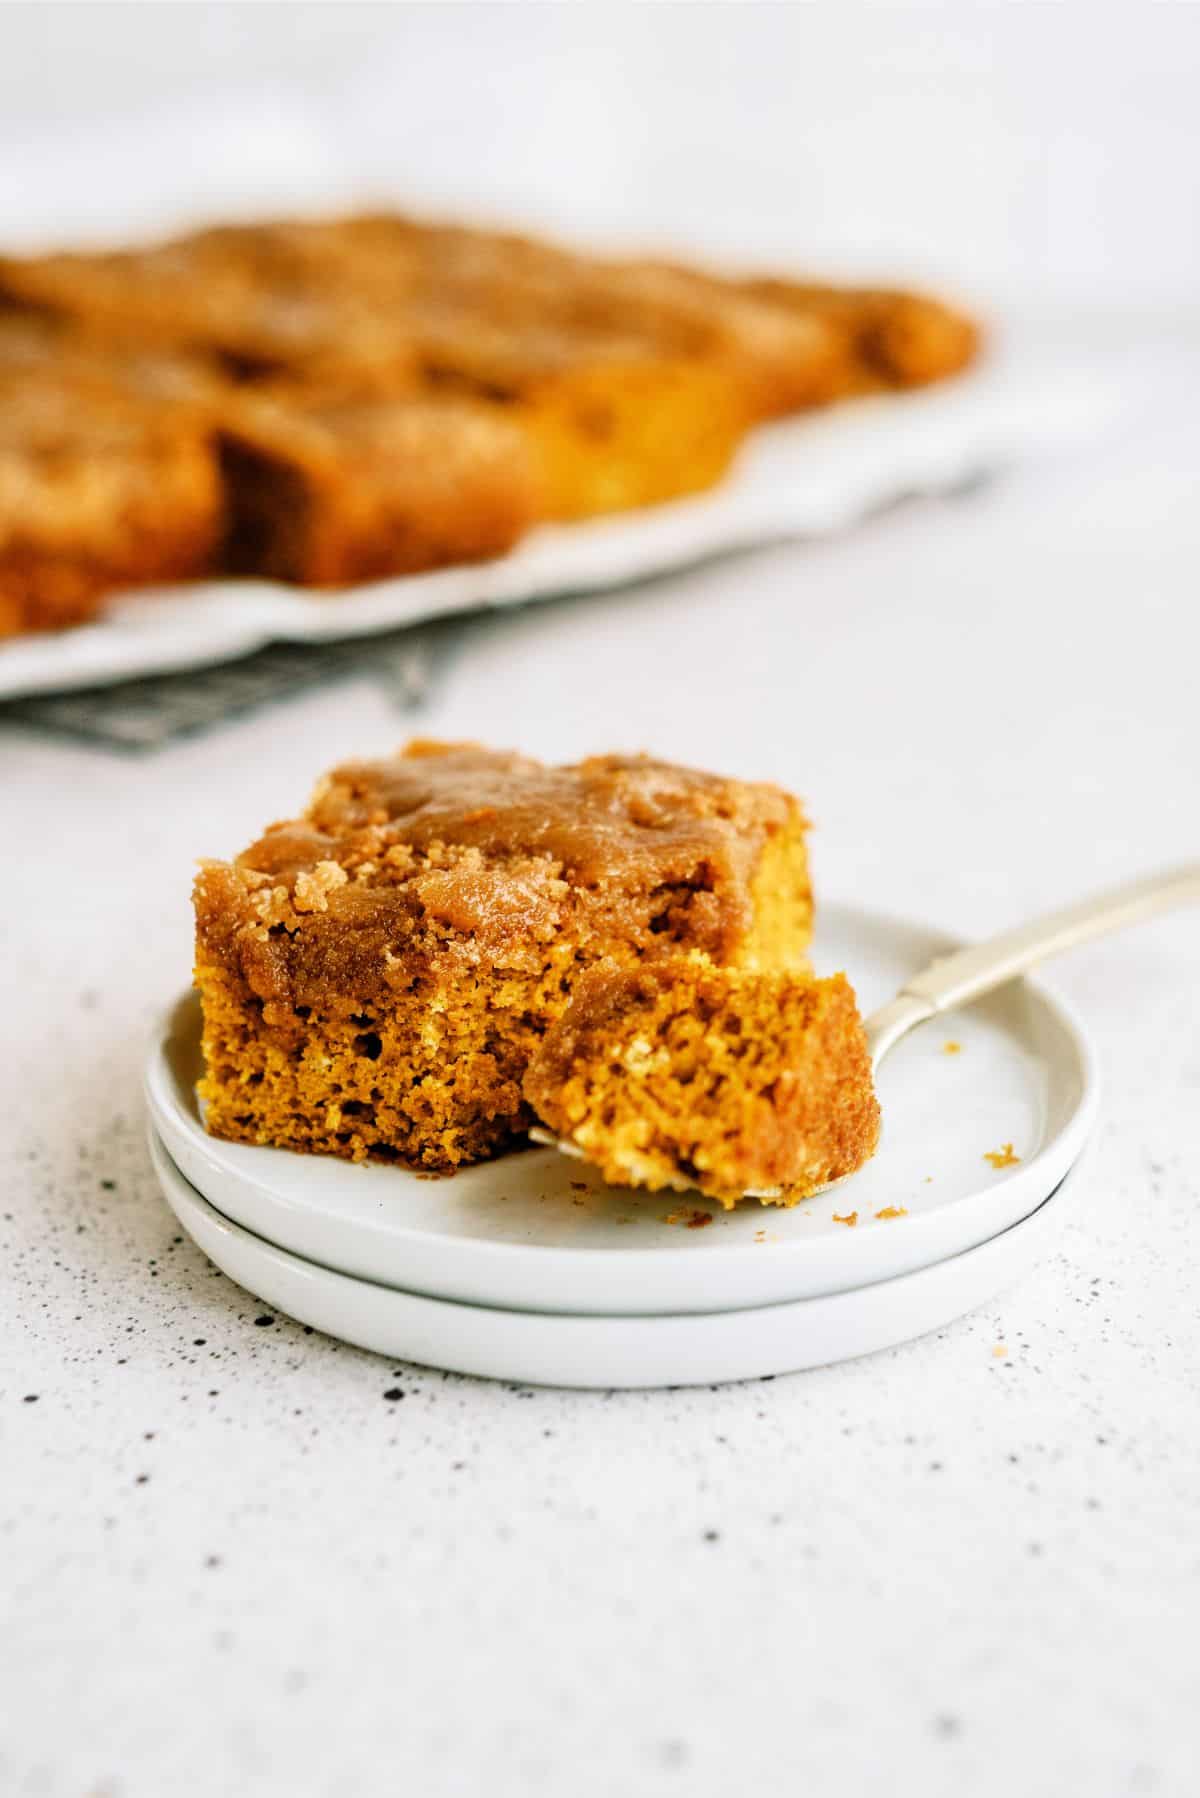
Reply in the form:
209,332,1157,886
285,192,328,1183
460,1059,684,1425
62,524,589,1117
145,902,1098,1316
148,1125,1079,1389
1,345,1128,700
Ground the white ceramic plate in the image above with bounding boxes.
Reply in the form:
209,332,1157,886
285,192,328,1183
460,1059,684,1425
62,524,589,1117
148,1126,1078,1389
145,902,1098,1315
0,350,1127,699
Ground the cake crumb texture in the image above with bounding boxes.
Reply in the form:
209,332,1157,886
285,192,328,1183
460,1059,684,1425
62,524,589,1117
523,957,880,1207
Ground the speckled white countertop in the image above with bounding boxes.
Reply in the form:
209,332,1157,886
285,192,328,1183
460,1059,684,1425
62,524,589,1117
3,346,1199,1798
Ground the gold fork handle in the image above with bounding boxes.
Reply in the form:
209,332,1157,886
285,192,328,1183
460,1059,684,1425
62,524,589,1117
866,863,1200,1070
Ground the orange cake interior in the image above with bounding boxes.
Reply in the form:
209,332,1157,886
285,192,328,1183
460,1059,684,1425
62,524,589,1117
524,958,880,1207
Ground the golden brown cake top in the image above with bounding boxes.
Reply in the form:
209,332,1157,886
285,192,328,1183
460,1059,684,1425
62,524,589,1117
221,384,534,481
195,742,808,1004
0,227,411,377
0,310,227,419
239,740,801,892
0,368,220,547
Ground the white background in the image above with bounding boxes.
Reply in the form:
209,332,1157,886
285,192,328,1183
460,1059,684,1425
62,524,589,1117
1,1,1198,310
2,7,1199,1798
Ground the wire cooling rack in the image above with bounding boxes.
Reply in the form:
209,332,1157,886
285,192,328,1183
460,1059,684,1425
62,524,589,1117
0,615,473,751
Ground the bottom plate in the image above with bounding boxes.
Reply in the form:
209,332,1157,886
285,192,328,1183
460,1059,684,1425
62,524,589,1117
149,1127,1078,1389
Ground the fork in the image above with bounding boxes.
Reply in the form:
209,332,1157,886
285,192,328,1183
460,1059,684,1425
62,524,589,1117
531,863,1200,1199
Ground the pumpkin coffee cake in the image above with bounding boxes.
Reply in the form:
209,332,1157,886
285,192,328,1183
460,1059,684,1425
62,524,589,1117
194,742,814,1174
0,345,223,637
2,209,981,636
218,385,540,585
524,958,880,1206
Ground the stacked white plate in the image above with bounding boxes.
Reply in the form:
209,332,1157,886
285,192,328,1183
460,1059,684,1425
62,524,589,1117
145,903,1098,1388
